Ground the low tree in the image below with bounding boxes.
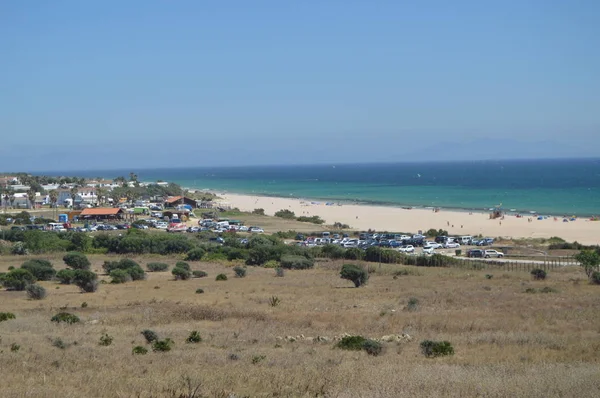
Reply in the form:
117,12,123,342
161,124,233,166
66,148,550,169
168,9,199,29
26,284,47,300
72,270,99,293
21,259,56,281
1,268,36,291
274,209,296,219
575,250,600,279
340,264,368,287
63,252,91,270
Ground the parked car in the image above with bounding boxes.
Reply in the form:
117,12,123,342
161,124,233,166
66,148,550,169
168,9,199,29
423,241,443,249
167,223,187,233
444,241,461,249
467,249,484,258
238,226,249,232
398,245,415,253
187,226,200,233
435,236,448,244
423,247,435,255
484,250,504,258
249,227,264,233
155,222,168,230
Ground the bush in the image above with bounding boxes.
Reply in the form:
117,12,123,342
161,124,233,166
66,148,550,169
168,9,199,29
10,343,20,352
274,209,296,219
539,286,559,293
152,338,174,352
172,266,192,280
175,261,191,271
147,262,169,272
296,215,324,224
56,269,76,284
110,269,132,284
52,338,67,349
362,339,383,356
51,312,80,324
21,259,56,281
72,270,99,293
1,268,36,291
141,329,158,344
275,267,285,277
126,265,146,281
340,264,368,287
26,284,47,300
252,208,265,215
186,331,202,343
321,244,345,259
406,297,419,312
336,335,367,351
81,301,88,308
99,334,114,346
185,248,206,261
420,340,454,358
531,268,547,280
215,273,228,281
268,296,281,307
63,252,91,270
344,247,364,260
591,271,600,285
233,266,247,278
226,248,248,261
132,345,148,355
195,288,204,294
192,270,207,278
0,312,17,322
280,255,314,270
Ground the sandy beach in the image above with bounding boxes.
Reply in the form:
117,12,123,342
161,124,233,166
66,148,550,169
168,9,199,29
221,193,600,245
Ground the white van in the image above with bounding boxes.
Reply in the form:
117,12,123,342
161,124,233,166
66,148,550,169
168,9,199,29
460,236,473,245
216,221,230,229
48,223,66,232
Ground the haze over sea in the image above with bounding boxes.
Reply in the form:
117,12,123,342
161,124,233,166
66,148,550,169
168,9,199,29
46,158,600,217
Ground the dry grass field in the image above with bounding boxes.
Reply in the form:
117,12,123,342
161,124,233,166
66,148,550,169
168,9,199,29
1,254,599,397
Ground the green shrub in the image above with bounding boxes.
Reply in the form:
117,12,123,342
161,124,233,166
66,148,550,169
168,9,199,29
531,268,547,280
192,270,208,278
268,296,281,307
132,346,148,355
540,286,558,293
406,297,419,312
172,266,192,280
63,252,91,270
362,339,383,356
51,312,80,324
264,260,280,268
102,258,141,274
344,247,364,260
280,255,314,270
0,312,16,322
72,270,99,293
296,216,324,224
340,264,368,287
274,209,296,219
591,271,600,285
126,265,146,281
52,338,67,349
420,340,454,358
524,287,537,293
251,355,266,364
152,338,174,352
226,248,248,261
202,252,228,262
110,269,132,284
216,273,228,281
147,262,169,272
275,267,285,277
8,266,14,270
485,274,493,279
195,288,204,294
26,284,47,300
81,301,88,308
185,248,206,261
233,266,246,278
186,331,202,343
141,329,158,344
10,343,20,352
21,259,56,281
99,334,114,346
175,261,191,271
1,268,36,291
336,335,367,351
252,208,265,215
56,269,76,284
321,244,345,259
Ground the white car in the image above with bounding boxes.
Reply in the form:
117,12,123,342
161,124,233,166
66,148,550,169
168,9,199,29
444,242,461,248
155,222,168,230
398,245,415,253
484,250,504,258
250,227,264,233
238,226,249,232
423,247,435,255
423,241,443,249
399,235,411,241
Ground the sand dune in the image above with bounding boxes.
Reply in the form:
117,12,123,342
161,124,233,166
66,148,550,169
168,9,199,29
222,193,600,244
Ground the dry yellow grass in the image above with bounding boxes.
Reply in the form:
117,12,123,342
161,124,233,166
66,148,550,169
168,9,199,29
0,254,599,397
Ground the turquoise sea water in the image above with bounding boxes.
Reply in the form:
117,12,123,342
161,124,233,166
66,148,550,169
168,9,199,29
50,159,600,216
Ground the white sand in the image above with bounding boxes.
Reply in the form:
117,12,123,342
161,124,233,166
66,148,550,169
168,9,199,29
221,193,600,245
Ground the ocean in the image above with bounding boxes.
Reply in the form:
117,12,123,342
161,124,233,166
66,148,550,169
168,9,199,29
48,158,600,216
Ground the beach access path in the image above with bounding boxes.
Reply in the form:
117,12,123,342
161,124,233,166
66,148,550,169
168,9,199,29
223,193,600,245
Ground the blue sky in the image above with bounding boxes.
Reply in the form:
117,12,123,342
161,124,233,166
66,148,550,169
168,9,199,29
1,0,599,171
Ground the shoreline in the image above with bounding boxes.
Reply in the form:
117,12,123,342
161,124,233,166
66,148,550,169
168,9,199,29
183,186,598,218
214,192,600,245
